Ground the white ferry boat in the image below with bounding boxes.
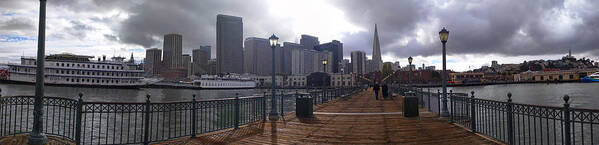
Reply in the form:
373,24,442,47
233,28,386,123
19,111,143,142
193,75,256,89
7,53,145,88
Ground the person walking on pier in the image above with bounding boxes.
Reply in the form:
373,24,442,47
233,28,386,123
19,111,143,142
382,83,388,99
373,83,380,100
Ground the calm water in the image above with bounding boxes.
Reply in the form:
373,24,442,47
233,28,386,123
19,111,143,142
0,83,265,102
440,82,599,109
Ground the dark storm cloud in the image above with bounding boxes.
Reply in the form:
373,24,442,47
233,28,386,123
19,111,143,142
117,0,295,54
336,0,599,58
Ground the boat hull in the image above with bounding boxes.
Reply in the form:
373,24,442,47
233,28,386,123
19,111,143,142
581,77,599,83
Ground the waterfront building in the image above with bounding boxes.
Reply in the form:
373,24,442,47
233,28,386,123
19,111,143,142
300,34,319,50
372,24,382,71
192,48,210,76
182,54,191,77
330,73,355,87
217,14,244,74
145,48,162,76
315,40,343,73
8,53,144,86
351,51,366,74
250,75,307,87
449,72,485,84
163,33,183,69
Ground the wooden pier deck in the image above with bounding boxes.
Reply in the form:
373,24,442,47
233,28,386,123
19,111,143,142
158,89,499,145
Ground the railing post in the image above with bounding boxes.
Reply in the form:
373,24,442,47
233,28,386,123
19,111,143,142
437,89,441,114
143,94,151,145
234,93,239,129
280,91,284,116
420,88,424,107
75,93,83,145
450,90,454,123
470,91,476,133
563,95,571,145
191,94,197,138
263,92,266,121
428,88,431,111
507,93,514,145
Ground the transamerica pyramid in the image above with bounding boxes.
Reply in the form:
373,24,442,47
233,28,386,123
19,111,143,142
372,24,382,71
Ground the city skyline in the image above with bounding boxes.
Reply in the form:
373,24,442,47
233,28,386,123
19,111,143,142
1,0,599,71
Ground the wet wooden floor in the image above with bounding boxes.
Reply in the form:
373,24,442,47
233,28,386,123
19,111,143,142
0,134,75,145
157,89,500,145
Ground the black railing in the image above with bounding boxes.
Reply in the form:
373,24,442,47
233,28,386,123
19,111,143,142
403,86,599,145
0,87,362,145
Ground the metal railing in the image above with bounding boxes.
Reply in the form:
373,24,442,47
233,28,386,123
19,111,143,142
0,87,362,145
403,86,599,145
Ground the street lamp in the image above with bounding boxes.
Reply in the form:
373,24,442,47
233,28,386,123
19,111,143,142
322,59,328,73
29,0,48,144
268,34,279,121
439,27,450,117
341,68,344,87
408,56,413,87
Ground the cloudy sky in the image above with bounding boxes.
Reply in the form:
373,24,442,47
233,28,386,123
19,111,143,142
1,0,598,71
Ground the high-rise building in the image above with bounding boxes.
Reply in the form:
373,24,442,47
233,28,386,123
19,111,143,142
217,14,243,74
372,24,382,72
300,34,319,50
243,37,270,75
365,59,374,73
341,59,350,74
280,43,293,74
193,48,210,76
200,46,211,59
315,51,333,73
303,50,315,74
285,42,304,75
163,33,183,69
144,48,162,76
315,40,343,73
351,51,366,74
182,54,192,77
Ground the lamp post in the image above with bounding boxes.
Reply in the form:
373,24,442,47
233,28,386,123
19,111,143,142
341,68,344,87
29,0,48,144
322,59,328,73
408,56,413,89
268,34,279,121
439,27,450,117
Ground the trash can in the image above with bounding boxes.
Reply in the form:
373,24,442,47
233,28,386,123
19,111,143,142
404,91,419,117
296,93,313,118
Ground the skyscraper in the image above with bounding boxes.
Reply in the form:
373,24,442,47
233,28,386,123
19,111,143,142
217,14,243,74
372,24,382,72
200,46,211,59
243,37,269,75
315,40,343,73
285,42,304,75
163,33,183,69
144,48,162,76
182,54,191,77
300,34,319,50
192,48,210,76
351,51,366,74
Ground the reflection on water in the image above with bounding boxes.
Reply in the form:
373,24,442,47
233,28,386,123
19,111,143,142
0,83,264,102
440,82,599,109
